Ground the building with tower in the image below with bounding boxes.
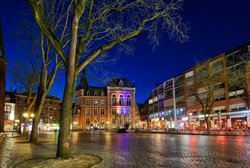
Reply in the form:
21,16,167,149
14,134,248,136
0,22,6,132
73,70,136,130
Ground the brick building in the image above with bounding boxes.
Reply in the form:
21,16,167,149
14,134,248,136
16,94,61,131
147,42,250,130
73,71,136,130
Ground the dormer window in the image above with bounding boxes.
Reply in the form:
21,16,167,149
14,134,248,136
119,80,124,87
101,91,104,96
87,91,90,96
5,97,10,102
94,91,97,96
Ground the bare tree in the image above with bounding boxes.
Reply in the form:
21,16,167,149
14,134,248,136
185,63,226,131
10,58,38,135
28,0,188,159
227,52,250,104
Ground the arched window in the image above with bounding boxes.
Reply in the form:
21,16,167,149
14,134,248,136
119,95,124,105
111,94,116,105
127,95,131,106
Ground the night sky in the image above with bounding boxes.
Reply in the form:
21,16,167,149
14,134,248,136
1,0,250,103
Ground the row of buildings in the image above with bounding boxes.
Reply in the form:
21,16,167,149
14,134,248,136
3,91,61,132
144,42,250,131
1,20,250,131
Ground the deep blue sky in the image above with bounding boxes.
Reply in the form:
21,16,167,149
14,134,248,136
1,0,250,103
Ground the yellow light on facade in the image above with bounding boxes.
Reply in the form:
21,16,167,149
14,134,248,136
23,113,28,118
152,118,159,122
198,115,204,118
182,117,188,121
73,122,78,125
15,119,20,123
30,113,35,118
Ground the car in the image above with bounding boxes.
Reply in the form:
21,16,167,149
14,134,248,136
117,128,127,133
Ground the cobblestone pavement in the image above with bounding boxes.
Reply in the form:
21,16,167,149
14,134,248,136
71,131,250,168
1,131,250,168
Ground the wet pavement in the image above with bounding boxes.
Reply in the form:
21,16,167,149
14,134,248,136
71,131,250,168
1,131,250,168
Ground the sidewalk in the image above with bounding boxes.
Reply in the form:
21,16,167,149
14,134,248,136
0,132,102,168
135,129,250,136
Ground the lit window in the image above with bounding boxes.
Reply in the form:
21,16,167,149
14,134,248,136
93,99,98,105
185,71,194,78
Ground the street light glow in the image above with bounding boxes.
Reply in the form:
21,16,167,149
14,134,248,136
23,113,28,118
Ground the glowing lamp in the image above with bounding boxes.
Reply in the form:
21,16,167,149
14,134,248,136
198,115,204,118
23,113,28,118
30,113,35,118
182,117,188,121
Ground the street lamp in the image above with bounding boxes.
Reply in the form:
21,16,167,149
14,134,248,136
23,112,28,118
22,112,35,134
30,113,35,118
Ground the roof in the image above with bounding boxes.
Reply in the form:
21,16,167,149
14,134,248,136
5,91,16,103
107,78,134,87
76,69,89,90
83,86,107,96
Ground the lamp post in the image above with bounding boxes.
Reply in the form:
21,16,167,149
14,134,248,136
22,112,35,135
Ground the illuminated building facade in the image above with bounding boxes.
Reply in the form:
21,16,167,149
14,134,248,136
148,42,250,130
73,72,136,130
39,96,61,131
4,92,16,131
15,94,61,131
148,75,186,129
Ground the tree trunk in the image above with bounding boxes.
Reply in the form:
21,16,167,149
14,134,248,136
23,118,27,135
205,117,210,131
30,116,39,143
29,93,46,143
56,73,76,159
56,5,80,159
29,62,47,143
